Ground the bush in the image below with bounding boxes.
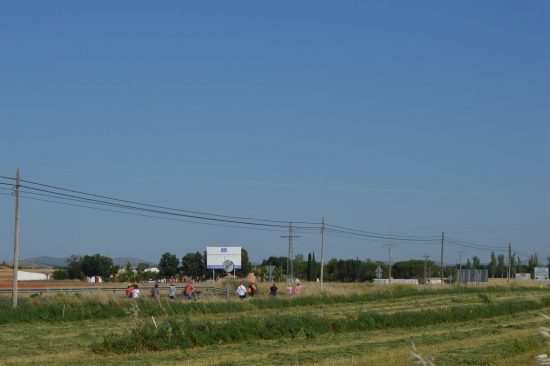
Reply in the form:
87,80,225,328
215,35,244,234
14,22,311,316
52,269,70,280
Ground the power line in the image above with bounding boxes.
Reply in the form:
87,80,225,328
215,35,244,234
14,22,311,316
14,177,320,226
445,235,507,250
446,240,508,252
0,175,536,257
15,184,301,229
0,193,293,234
324,223,440,240
324,227,440,242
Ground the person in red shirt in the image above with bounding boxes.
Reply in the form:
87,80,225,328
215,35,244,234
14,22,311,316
184,282,194,300
125,284,133,298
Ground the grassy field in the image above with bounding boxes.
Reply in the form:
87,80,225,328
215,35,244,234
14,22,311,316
1,283,549,365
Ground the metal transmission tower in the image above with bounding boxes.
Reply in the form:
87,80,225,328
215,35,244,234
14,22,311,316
281,222,300,279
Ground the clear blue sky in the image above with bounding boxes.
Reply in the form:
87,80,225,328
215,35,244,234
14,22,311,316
1,1,549,265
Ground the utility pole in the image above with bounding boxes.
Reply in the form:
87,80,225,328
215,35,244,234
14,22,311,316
385,243,396,284
12,168,21,308
507,242,512,284
456,250,465,284
440,231,445,285
281,223,299,280
320,217,325,289
423,254,429,284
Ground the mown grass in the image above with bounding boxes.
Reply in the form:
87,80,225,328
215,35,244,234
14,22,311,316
0,285,546,324
1,304,548,365
93,295,550,353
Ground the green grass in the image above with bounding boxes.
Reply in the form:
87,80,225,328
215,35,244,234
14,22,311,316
93,296,550,353
1,285,549,365
0,285,545,324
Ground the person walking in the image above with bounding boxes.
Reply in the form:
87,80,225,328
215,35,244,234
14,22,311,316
125,284,133,298
237,281,247,300
269,282,278,297
184,282,194,300
294,282,302,296
247,283,256,297
168,283,176,300
150,283,160,298
286,283,293,296
131,284,140,298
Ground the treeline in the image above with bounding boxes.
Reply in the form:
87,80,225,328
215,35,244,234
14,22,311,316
52,249,253,282
52,249,550,283
464,252,550,278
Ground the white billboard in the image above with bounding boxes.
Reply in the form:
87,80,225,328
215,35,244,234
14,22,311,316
206,246,242,269
534,267,549,280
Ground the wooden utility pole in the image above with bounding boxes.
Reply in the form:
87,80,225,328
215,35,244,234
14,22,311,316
440,231,445,285
12,168,21,308
507,242,512,284
320,217,325,289
456,250,465,284
385,243,396,284
423,254,429,284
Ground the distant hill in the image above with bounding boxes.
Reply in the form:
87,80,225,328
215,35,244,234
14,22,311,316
23,257,65,267
5,259,54,269
23,256,156,268
113,257,156,267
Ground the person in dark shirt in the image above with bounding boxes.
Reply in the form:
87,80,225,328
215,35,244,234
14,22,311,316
270,283,278,297
150,283,160,298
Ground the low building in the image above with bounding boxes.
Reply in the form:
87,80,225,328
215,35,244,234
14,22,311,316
0,265,50,281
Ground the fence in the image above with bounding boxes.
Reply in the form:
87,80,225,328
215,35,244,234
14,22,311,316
458,269,488,284
0,285,230,297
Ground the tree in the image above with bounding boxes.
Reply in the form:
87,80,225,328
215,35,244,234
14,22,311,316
52,269,69,280
528,253,539,270
80,254,115,279
489,252,497,278
472,256,481,270
236,248,252,277
393,260,433,281
312,252,318,279
159,252,179,279
136,262,150,272
66,255,83,279
261,256,287,268
466,258,472,270
324,258,366,282
293,254,306,279
181,251,204,277
496,255,506,278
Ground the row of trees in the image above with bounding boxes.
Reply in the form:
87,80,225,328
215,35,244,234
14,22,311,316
53,250,550,283
156,249,252,280
54,254,119,280
465,252,550,278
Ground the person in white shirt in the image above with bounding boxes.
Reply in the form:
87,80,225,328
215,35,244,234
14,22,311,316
236,281,247,299
168,284,176,299
131,284,140,298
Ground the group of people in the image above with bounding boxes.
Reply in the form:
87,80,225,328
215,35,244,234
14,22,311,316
125,284,141,298
125,282,196,300
126,280,303,300
236,281,303,299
